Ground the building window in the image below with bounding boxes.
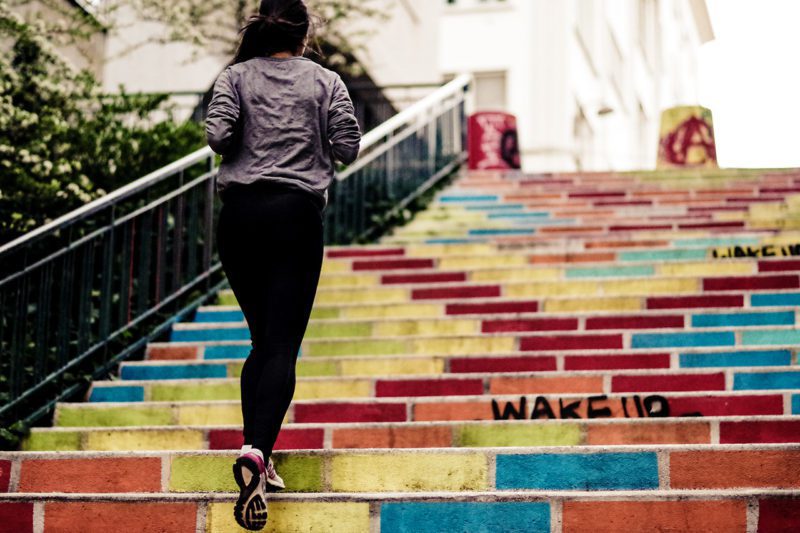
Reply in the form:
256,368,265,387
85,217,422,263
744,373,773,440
474,71,508,111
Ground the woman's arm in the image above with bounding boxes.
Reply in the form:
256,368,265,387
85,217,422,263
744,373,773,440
206,69,241,156
327,76,361,165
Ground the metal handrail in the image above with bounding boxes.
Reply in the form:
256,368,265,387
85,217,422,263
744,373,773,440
0,73,471,439
343,74,472,180
0,148,216,256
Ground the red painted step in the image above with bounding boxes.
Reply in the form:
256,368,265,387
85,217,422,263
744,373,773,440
758,260,800,272
446,300,539,315
609,224,671,232
758,499,800,532
449,356,557,373
719,420,800,444
569,191,626,198
703,275,799,291
585,315,684,330
482,318,579,333
0,460,10,492
612,373,726,393
595,200,654,207
667,395,784,417
0,503,33,532
352,258,434,271
678,221,746,230
412,285,501,300
646,295,744,310
294,402,407,423
375,378,484,397
327,248,405,259
564,353,671,371
209,428,324,450
520,334,623,351
382,272,467,284
688,205,747,213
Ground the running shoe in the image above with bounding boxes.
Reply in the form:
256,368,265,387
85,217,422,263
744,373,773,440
233,452,269,531
265,457,285,492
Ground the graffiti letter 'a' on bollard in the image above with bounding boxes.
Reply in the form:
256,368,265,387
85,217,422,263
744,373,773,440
468,112,521,171
657,105,718,168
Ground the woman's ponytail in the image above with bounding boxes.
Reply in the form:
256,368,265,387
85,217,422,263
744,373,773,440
231,0,316,65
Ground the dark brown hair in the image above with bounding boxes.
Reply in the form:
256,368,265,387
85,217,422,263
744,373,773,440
232,0,317,64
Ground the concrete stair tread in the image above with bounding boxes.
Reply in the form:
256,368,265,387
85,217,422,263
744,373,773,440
3,489,800,501
22,416,800,453
27,414,800,431
14,169,800,531
93,365,800,384
54,389,800,409
176,305,800,330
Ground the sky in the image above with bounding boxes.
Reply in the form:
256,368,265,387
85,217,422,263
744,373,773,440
699,0,800,168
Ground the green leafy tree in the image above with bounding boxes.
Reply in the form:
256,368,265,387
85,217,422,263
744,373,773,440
0,4,206,244
101,0,388,73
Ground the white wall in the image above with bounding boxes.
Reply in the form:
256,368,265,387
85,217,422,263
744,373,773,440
101,5,228,96
10,0,106,79
438,0,711,172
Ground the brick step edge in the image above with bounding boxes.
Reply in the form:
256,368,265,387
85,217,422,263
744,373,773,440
1,491,798,532
2,489,800,502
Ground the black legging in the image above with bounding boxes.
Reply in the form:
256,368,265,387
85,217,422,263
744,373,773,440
216,181,323,455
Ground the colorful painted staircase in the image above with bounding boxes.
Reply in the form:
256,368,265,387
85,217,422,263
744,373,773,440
3,168,800,532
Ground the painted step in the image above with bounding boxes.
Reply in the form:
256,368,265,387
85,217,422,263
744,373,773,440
220,274,800,307
318,238,795,274
124,347,799,380
201,290,800,324
3,445,800,494
170,309,800,343
298,260,800,290
378,230,782,246
53,391,800,429
1,491,798,533
22,416,800,452
154,325,800,358
84,367,800,403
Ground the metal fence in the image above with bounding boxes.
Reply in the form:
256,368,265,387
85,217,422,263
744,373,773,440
0,151,226,429
324,74,471,243
0,73,471,431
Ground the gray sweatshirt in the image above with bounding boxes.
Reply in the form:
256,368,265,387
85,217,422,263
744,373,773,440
206,56,362,210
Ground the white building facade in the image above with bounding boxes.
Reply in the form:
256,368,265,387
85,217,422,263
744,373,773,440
31,0,712,173
434,0,714,172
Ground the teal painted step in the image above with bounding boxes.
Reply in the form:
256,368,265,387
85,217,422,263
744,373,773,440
691,311,795,328
619,249,709,262
465,204,525,211
566,265,654,278
496,452,658,490
468,228,535,236
631,331,735,348
88,367,800,402
674,237,761,248
752,292,800,307
381,502,549,533
125,348,796,382
439,195,499,203
195,310,244,323
121,364,229,380
742,330,800,346
734,371,800,390
679,350,793,368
